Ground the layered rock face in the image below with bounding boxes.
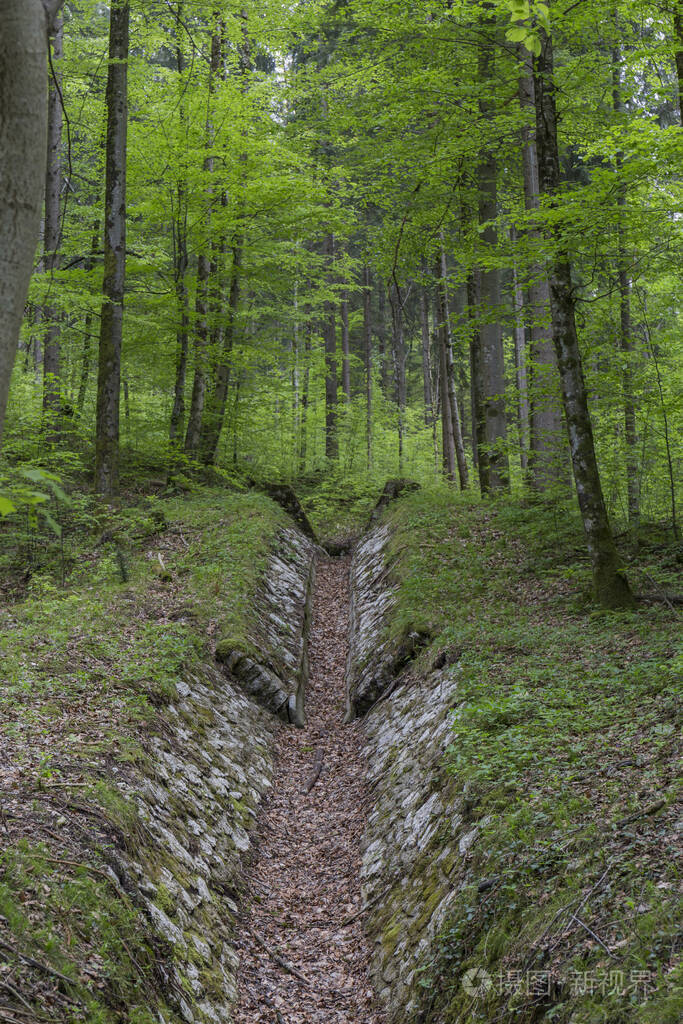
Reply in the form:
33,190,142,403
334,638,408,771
112,526,315,1023
348,524,479,1023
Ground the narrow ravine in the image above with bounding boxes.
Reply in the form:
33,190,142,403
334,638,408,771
233,556,383,1024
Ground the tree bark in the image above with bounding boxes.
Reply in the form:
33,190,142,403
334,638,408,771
376,285,389,393
534,28,633,608
612,39,639,526
476,13,509,491
169,10,189,447
324,233,338,460
76,219,101,416
518,52,567,490
184,22,221,457
200,240,243,463
0,1,64,449
436,246,469,489
511,245,530,474
340,289,351,402
389,282,407,474
673,2,683,124
94,1,129,495
419,285,433,421
363,266,373,470
42,14,63,439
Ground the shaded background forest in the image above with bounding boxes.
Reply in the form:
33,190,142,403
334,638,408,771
2,0,681,550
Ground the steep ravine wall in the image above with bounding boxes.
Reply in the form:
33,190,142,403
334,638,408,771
113,526,315,1023
349,524,473,1023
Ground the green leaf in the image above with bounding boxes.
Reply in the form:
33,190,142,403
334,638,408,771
506,26,529,42
0,496,15,517
43,512,63,537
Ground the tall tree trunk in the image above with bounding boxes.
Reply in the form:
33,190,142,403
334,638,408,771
419,284,433,421
363,266,373,470
0,1,63,448
76,219,100,416
468,272,489,488
534,28,633,608
612,39,639,527
169,8,189,447
436,246,469,489
299,309,311,474
518,52,566,490
439,319,456,482
674,1,683,124
184,22,220,457
389,282,406,473
324,233,338,460
200,240,243,464
340,289,351,402
42,13,63,439
511,244,530,474
476,12,509,491
94,1,129,496
377,285,389,393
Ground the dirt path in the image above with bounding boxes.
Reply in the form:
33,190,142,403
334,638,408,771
233,556,383,1024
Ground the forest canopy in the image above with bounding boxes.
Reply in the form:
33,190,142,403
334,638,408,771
0,0,681,606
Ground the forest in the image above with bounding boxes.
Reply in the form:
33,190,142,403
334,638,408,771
0,1,680,1023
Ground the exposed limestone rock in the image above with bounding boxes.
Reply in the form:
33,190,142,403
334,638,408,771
216,527,315,726
349,523,479,1022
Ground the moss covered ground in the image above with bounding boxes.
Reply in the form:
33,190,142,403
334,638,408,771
380,486,680,1024
0,484,286,1022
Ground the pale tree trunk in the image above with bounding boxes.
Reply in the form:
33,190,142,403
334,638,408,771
377,285,389,393
94,1,129,496
518,53,567,490
419,285,433,421
42,14,63,439
200,240,242,464
476,13,509,491
169,10,189,447
674,2,683,124
436,245,469,489
439,320,456,482
534,28,633,608
76,219,100,416
363,266,373,470
184,23,220,457
468,271,490,489
324,233,338,460
0,1,65,449
340,289,351,402
612,39,639,526
511,246,530,473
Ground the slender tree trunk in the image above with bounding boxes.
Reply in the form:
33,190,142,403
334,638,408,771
377,285,389,393
476,13,509,491
511,243,530,473
534,28,633,608
184,23,220,457
674,2,683,124
42,14,63,439
0,1,63,448
94,1,129,495
389,282,407,474
612,39,639,527
419,285,433,421
324,233,338,460
169,11,189,447
468,272,489,488
299,310,311,474
439,319,456,482
340,289,351,402
363,266,373,470
200,240,243,463
518,51,567,490
76,219,100,416
436,246,469,488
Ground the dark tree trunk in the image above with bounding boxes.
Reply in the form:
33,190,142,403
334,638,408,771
377,285,389,393
511,246,530,474
363,266,373,469
389,282,407,473
534,29,633,608
468,272,489,488
200,240,243,464
340,289,351,402
439,318,456,482
95,1,129,496
324,233,338,460
674,2,683,124
169,11,189,447
299,309,311,474
42,15,63,440
518,52,567,490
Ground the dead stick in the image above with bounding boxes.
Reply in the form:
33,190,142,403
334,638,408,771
304,749,324,794
247,926,310,987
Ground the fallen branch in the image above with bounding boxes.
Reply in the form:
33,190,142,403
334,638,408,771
247,926,310,987
570,914,617,959
0,939,80,997
304,748,324,794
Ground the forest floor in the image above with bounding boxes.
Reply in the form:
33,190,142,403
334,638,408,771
233,555,384,1024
